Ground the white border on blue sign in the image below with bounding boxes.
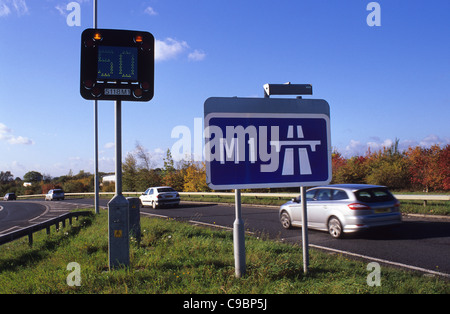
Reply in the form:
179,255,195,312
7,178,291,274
204,112,332,190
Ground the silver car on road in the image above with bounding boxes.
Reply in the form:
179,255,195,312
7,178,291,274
279,184,401,238
45,189,65,201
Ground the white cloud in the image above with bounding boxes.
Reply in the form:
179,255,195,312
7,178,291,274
144,6,157,16
0,3,11,16
7,135,33,145
188,49,206,61
155,38,206,62
341,135,450,157
55,4,65,16
0,122,34,145
104,142,115,149
12,0,27,14
153,148,165,155
419,134,450,147
0,0,28,17
155,38,189,61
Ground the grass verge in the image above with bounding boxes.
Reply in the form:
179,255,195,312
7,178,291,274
0,210,448,294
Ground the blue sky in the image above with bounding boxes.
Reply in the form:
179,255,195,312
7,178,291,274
0,0,449,178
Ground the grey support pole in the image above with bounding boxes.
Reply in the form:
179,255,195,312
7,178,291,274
107,100,129,269
234,189,246,277
300,186,309,274
93,0,99,214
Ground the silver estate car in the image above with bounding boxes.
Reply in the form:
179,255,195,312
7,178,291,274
279,184,401,238
45,189,65,201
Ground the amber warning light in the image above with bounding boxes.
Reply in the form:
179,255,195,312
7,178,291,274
134,35,143,43
93,32,102,40
80,28,154,102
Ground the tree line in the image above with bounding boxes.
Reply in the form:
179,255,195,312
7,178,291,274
0,144,210,197
1,141,449,197
331,141,449,192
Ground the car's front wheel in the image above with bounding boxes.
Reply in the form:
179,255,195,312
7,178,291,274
328,217,343,239
280,212,292,229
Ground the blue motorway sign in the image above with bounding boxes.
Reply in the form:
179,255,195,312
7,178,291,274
204,97,331,190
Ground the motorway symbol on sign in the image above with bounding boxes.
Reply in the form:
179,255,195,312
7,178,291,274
204,97,331,190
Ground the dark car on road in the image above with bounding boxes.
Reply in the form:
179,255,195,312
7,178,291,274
3,193,17,201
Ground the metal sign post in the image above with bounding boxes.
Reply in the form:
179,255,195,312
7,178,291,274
234,189,246,277
80,27,154,270
300,186,309,274
93,0,99,215
108,100,130,269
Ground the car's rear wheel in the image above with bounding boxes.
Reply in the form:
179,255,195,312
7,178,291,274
328,217,343,239
280,212,292,229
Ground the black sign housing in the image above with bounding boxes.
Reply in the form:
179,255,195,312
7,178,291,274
80,28,154,101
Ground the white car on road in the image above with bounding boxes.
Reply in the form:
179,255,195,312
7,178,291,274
139,186,180,209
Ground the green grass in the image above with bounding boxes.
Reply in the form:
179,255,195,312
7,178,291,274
0,210,448,294
399,200,450,216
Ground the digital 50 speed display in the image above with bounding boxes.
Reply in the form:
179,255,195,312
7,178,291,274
80,28,154,102
97,46,138,81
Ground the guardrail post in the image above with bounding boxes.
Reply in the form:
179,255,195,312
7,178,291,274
0,211,92,247
28,233,33,246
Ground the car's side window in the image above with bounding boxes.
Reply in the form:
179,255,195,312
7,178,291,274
149,189,154,195
306,190,317,201
316,189,332,201
332,189,349,200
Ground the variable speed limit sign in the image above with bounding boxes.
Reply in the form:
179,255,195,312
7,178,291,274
80,28,154,102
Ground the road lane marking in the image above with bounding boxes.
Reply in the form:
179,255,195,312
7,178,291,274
28,203,50,222
0,226,21,234
308,243,450,278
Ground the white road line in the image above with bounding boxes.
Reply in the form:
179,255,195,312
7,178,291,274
189,220,234,232
0,226,21,234
28,204,50,222
141,212,171,219
140,212,255,234
308,243,450,278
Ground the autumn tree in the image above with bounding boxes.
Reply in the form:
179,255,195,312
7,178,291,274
183,162,210,192
332,155,369,184
439,145,450,190
123,144,162,192
123,152,138,191
407,145,447,192
365,140,410,190
331,151,347,184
